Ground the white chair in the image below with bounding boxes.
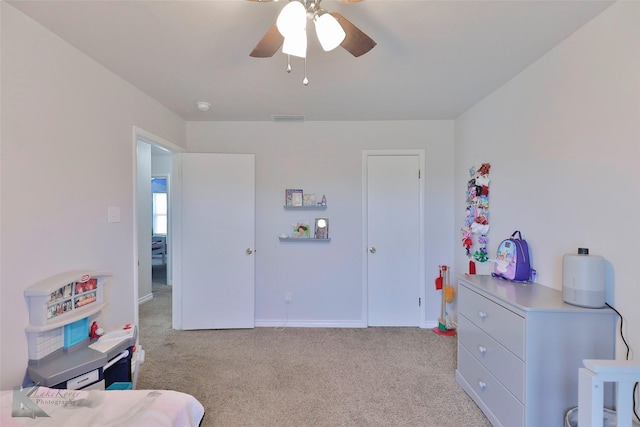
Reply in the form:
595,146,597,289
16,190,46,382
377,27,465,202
579,359,640,427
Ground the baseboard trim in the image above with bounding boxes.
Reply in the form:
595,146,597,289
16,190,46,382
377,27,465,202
255,319,366,328
255,320,441,329
423,320,439,329
138,293,153,305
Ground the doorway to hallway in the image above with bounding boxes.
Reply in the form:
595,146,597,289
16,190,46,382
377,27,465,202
151,176,168,286
134,127,180,329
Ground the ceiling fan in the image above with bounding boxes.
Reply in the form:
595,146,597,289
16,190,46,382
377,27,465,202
249,0,376,59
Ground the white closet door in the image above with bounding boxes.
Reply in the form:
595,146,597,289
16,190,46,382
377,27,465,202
179,153,255,330
366,154,421,326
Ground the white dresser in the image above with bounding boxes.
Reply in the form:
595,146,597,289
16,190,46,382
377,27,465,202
456,275,616,427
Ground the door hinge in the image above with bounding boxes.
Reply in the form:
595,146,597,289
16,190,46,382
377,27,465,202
419,297,421,307
418,169,421,179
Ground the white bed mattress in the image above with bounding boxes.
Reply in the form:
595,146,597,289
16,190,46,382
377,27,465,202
1,386,204,427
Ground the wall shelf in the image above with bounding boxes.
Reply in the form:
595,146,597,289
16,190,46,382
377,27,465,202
279,237,331,242
284,205,327,210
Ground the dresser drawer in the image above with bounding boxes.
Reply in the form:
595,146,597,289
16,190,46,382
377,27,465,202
459,314,525,402
458,345,524,427
459,284,525,359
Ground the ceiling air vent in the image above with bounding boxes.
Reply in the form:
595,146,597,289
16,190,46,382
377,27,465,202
271,115,306,122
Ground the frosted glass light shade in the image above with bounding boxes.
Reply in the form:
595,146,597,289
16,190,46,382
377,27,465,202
277,1,307,58
315,13,345,51
282,31,307,58
276,1,306,36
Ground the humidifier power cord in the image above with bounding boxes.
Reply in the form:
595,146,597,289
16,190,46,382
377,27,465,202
606,303,631,359
605,302,638,423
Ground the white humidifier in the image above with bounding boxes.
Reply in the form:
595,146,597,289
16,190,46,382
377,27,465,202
562,248,605,308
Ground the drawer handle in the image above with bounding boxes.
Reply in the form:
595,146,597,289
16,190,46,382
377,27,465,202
478,345,487,355
478,311,487,320
478,380,487,391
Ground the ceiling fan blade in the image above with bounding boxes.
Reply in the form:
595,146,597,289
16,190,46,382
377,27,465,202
250,24,284,58
329,12,376,57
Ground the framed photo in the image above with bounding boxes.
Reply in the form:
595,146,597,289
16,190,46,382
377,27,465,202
285,189,304,206
292,190,303,206
292,222,311,238
314,218,329,239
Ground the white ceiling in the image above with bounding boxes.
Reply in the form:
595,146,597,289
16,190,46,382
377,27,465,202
8,0,614,121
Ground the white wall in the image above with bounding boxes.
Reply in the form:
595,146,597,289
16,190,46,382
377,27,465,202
186,121,455,326
454,1,640,357
0,3,186,389
152,153,172,176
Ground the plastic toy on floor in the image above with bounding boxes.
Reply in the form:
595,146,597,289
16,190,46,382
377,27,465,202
433,265,456,336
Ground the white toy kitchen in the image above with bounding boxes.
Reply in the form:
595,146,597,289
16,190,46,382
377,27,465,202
24,271,137,390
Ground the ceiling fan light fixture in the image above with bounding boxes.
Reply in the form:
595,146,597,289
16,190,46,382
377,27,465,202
250,0,375,84
314,12,345,52
277,1,307,58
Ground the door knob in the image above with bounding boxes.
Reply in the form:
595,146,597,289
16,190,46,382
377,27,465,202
246,248,254,255
369,247,376,254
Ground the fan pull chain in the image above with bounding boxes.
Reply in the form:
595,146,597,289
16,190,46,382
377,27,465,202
303,58,309,86
287,55,292,73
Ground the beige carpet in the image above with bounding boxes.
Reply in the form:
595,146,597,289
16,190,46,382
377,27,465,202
137,284,491,427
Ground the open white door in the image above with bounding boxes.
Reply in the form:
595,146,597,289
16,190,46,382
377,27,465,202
178,153,255,330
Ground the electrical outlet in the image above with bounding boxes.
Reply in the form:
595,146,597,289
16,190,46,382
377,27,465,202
285,291,292,303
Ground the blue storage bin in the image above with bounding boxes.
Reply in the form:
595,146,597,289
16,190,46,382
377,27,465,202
106,382,132,390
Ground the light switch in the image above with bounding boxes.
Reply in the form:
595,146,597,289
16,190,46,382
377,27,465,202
108,206,121,223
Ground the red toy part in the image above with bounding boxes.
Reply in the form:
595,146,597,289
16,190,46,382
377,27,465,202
432,327,456,336
435,267,443,290
89,321,101,339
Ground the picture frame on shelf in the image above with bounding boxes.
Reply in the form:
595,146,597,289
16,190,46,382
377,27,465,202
285,189,304,206
303,193,316,206
292,222,311,238
314,218,329,239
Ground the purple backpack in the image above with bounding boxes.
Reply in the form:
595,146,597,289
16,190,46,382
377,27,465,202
492,231,532,282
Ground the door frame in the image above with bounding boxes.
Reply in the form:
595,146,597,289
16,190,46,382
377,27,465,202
361,150,426,328
133,126,184,329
